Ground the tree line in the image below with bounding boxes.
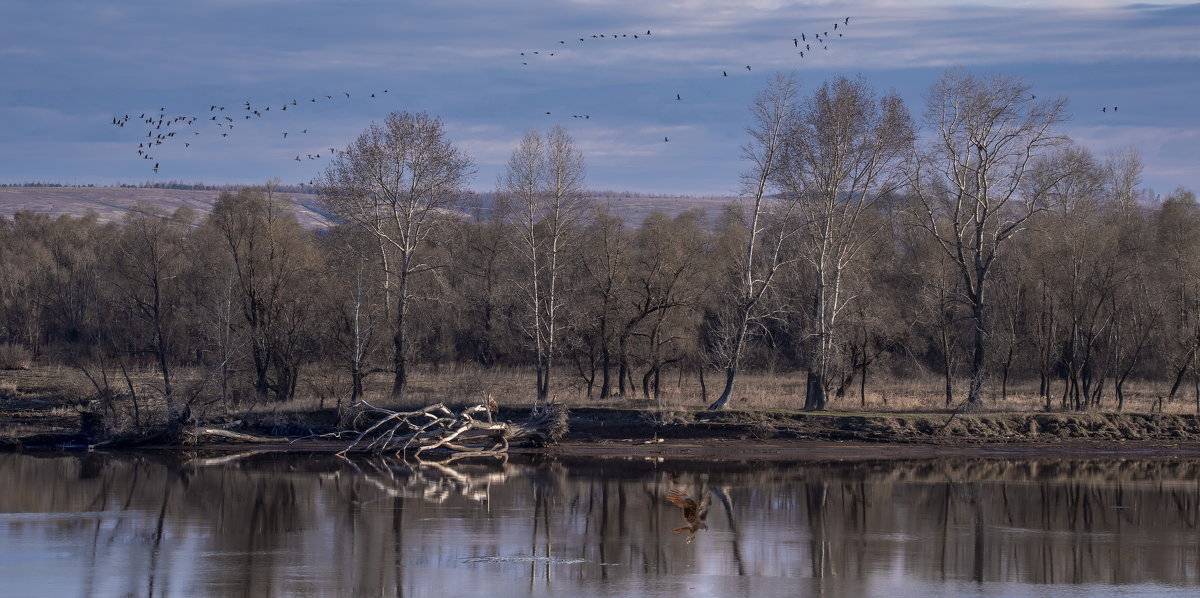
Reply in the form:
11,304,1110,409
1,68,1197,418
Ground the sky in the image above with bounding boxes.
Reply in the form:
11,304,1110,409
1,0,1197,197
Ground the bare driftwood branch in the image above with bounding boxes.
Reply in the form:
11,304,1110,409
184,427,281,444
337,399,567,456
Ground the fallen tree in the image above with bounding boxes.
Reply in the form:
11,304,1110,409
337,398,568,457
77,396,567,455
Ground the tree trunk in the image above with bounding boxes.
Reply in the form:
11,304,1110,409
350,364,363,403
599,342,612,398
709,368,737,410
804,370,827,411
392,267,410,399
964,290,987,411
859,361,868,408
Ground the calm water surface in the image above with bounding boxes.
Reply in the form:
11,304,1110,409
1,451,1199,597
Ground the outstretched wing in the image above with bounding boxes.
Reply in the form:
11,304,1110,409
697,493,711,521
666,488,696,510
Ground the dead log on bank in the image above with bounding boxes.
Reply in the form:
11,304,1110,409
338,399,567,456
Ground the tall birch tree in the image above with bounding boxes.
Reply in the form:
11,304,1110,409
500,126,588,400
318,111,473,399
774,76,914,411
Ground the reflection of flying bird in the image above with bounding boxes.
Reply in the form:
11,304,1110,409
666,489,709,542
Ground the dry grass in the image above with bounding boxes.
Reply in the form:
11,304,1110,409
0,343,33,370
5,361,1199,421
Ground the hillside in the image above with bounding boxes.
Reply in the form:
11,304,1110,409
0,186,738,229
0,186,331,229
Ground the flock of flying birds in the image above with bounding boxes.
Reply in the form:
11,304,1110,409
515,19,856,142
109,15,1124,177
109,90,394,175
110,17,862,175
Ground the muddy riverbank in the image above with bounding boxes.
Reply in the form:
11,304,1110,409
6,401,1200,456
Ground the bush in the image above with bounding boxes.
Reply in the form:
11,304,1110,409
0,343,33,370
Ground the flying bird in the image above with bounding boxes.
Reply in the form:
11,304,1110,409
666,489,709,543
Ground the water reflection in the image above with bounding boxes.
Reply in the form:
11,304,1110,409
1,452,1199,597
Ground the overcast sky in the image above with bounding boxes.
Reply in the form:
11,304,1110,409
1,0,1196,196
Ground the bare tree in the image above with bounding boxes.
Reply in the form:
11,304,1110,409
319,111,474,399
909,69,1067,410
499,126,589,400
1026,145,1113,409
110,204,192,417
200,183,321,403
321,227,386,405
708,74,800,410
774,75,914,411
1153,187,1200,405
577,205,628,398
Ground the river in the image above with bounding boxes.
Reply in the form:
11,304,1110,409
1,451,1197,597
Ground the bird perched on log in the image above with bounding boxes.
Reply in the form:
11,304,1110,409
666,488,710,542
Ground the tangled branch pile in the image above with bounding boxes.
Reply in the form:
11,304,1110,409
338,399,567,456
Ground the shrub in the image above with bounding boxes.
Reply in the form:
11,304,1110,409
0,343,33,370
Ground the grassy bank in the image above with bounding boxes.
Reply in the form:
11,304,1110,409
4,364,1200,449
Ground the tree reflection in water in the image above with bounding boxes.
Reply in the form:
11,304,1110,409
1,453,1200,597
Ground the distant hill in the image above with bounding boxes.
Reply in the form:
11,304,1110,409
0,186,738,230
0,186,331,229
